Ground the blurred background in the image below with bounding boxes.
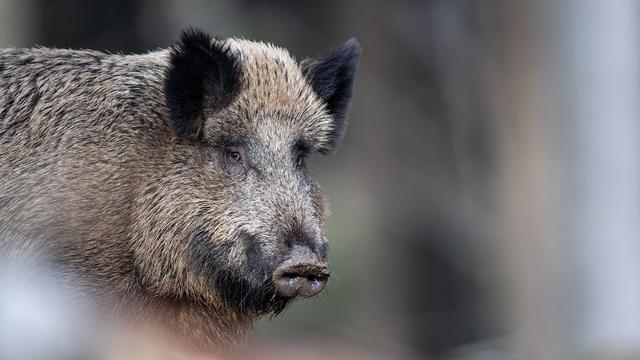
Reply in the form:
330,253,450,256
1,0,639,359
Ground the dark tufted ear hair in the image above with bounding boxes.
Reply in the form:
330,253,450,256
301,38,362,153
165,28,242,139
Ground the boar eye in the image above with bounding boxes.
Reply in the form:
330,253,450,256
295,153,306,168
221,145,247,179
294,141,310,168
227,150,242,163
224,146,243,164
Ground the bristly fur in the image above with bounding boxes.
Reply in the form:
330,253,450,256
165,28,242,139
302,38,362,153
0,28,360,354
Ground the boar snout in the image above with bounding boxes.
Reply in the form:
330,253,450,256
272,245,329,298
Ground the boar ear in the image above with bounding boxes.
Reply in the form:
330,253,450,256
165,28,241,139
302,38,361,152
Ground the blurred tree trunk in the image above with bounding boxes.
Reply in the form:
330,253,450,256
491,2,563,358
494,1,640,358
549,0,640,357
0,0,37,47
345,0,508,357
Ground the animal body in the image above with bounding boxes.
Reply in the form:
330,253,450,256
0,28,360,353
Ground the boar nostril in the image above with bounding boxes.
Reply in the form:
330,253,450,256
272,262,330,298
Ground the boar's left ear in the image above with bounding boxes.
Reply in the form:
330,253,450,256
302,38,362,153
165,28,242,139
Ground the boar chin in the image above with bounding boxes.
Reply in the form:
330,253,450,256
188,230,291,316
214,267,292,316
